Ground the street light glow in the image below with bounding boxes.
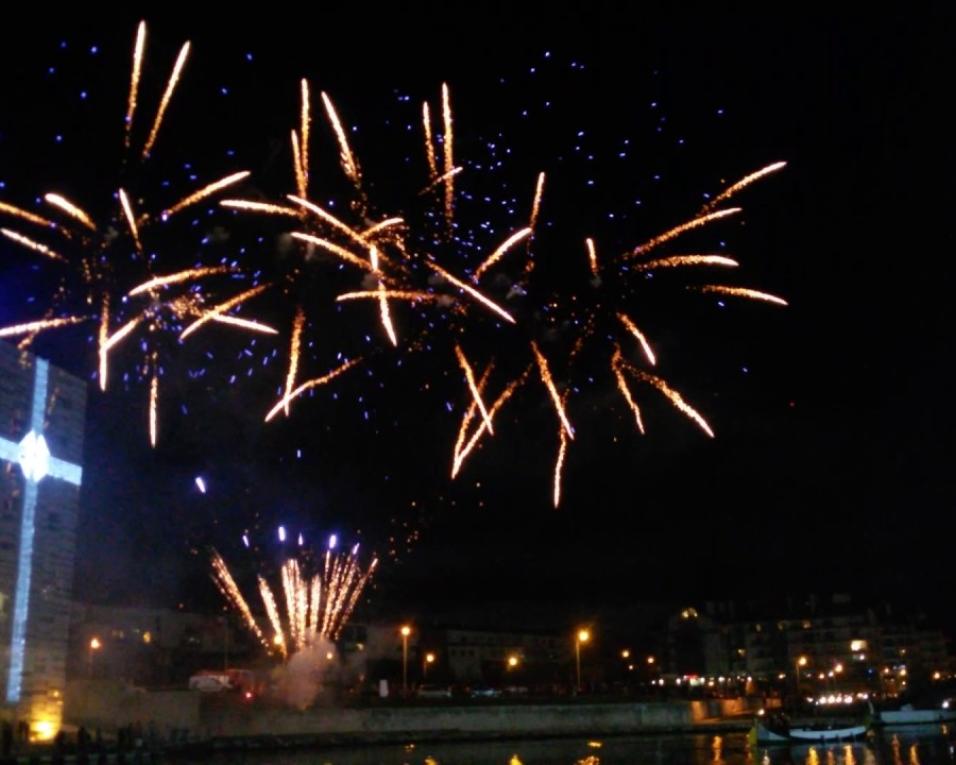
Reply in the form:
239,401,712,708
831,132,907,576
400,625,411,637
425,652,435,664
89,637,101,650
577,629,590,643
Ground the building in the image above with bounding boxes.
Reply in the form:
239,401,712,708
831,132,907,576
0,343,86,737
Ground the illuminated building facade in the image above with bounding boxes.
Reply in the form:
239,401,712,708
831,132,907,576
0,342,85,735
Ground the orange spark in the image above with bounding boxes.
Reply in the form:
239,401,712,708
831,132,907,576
418,166,463,196
284,307,306,417
451,362,493,474
617,312,656,366
634,254,739,271
291,130,306,198
179,284,270,340
529,171,545,230
623,361,714,438
371,246,397,346
291,233,381,274
264,358,362,422
118,188,142,251
694,285,788,306
336,290,435,302
455,344,494,434
124,21,147,148
300,79,311,193
422,101,438,179
321,91,361,186
452,371,527,478
0,228,65,262
0,316,87,338
209,315,278,334
220,199,300,217
128,266,230,296
701,161,787,212
97,297,110,391
553,409,569,509
142,41,190,159
629,208,741,257
162,171,250,219
44,193,97,231
530,340,575,439
472,227,533,282
148,363,159,447
0,201,58,229
441,82,454,227
610,347,645,434
425,261,516,324
288,195,369,248
362,217,404,239
586,237,598,277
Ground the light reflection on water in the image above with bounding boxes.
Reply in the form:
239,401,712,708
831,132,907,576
189,728,956,765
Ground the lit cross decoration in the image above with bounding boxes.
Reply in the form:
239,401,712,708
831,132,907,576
0,358,82,704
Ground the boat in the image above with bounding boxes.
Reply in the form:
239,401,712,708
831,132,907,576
876,703,956,726
750,715,869,745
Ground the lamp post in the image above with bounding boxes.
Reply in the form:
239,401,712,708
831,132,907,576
88,637,102,678
400,625,411,696
795,655,808,696
424,652,435,680
507,654,520,670
575,629,590,693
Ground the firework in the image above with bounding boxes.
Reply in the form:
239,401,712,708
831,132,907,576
633,254,739,271
617,313,657,366
0,229,65,262
529,172,546,231
211,539,378,656
700,161,787,213
472,227,534,282
585,237,599,277
264,357,362,422
422,101,439,180
141,40,190,159
455,344,494,434
693,285,789,306
322,91,362,189
441,82,455,228
629,208,742,257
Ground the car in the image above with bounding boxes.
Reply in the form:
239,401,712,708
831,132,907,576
416,684,453,699
469,686,502,699
188,672,231,692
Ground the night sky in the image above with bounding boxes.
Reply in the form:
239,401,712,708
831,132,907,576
0,6,953,630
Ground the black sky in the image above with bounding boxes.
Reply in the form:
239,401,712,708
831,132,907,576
1,5,953,629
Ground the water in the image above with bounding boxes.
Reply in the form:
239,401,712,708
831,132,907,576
178,728,956,765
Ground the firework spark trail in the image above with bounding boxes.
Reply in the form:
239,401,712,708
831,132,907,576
586,237,598,277
0,228,65,262
117,188,142,251
529,171,545,231
370,245,398,345
425,261,516,323
148,360,159,447
124,20,147,149
288,195,370,248
258,576,287,657
179,283,270,340
161,171,251,219
281,560,301,648
127,266,230,296
44,194,97,231
291,232,382,274
634,254,740,271
472,227,533,282
417,166,463,196
306,575,322,645
455,344,494,434
629,208,742,257
0,201,58,230
337,290,435,303
209,315,278,334
452,362,493,473
221,199,301,217
441,83,454,228
98,314,142,390
0,316,87,338
452,368,529,478
611,346,645,434
362,217,405,239
701,161,787,213
553,397,569,509
300,79,311,193
141,41,190,159
210,550,267,647
617,312,657,366
321,91,361,187
283,307,306,417
693,285,788,306
264,357,362,422
291,130,306,198
531,341,575,439
621,359,714,438
422,101,438,179
340,557,378,639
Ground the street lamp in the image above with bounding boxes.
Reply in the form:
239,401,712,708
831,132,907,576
795,655,808,694
400,625,411,695
575,629,590,693
424,652,435,679
621,649,631,660
88,636,102,677
507,654,520,669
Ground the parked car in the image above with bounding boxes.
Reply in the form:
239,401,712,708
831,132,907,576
188,672,231,692
469,686,502,699
416,684,453,699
